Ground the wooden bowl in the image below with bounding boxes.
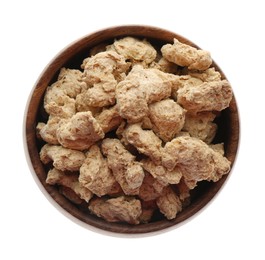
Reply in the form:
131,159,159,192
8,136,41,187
24,25,240,234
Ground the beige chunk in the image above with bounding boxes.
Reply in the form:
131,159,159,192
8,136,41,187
162,136,231,186
177,80,233,113
82,50,129,85
171,75,203,100
79,145,116,197
76,77,117,108
95,105,123,133
171,68,222,101
142,158,182,184
209,143,225,156
183,112,217,144
36,116,61,144
46,168,93,202
101,138,145,195
161,38,212,70
116,65,176,122
188,67,222,82
208,149,231,182
123,124,162,164
112,37,157,65
40,144,85,171
45,95,76,118
115,80,148,123
138,172,166,201
44,68,87,118
127,65,176,104
56,111,104,150
149,99,186,142
89,196,142,224
176,75,203,88
156,186,182,220
57,68,87,96
78,51,130,108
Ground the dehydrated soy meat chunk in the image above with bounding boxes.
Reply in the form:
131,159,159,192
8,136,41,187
177,80,233,113
161,38,212,70
111,37,157,65
56,111,104,150
36,116,61,145
89,196,142,224
138,172,166,201
142,158,182,185
115,65,176,122
95,105,123,133
40,144,85,172
101,138,145,195
44,68,86,118
123,123,162,164
162,136,231,186
46,168,93,202
77,51,130,108
79,145,117,197
81,50,129,85
156,186,182,220
183,112,217,144
149,99,186,142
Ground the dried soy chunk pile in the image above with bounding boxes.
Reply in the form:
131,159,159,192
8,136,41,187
37,36,232,224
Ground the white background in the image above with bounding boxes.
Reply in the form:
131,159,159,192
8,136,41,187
1,0,264,259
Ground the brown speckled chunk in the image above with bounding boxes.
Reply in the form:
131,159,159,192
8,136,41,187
161,38,212,70
40,144,85,171
162,136,231,186
56,111,104,150
79,145,117,197
89,196,142,224
101,138,145,195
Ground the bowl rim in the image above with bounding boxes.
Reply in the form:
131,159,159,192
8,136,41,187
23,25,240,234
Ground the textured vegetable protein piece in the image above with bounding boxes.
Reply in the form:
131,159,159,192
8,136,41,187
89,196,142,224
79,145,117,197
44,68,87,118
101,138,145,195
149,99,186,142
156,186,182,220
56,111,104,150
183,112,217,144
161,38,212,70
46,168,93,202
123,123,163,164
40,144,86,172
162,136,231,186
177,80,233,113
115,65,176,123
112,37,157,65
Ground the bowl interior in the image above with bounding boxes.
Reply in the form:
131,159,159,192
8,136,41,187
25,25,240,234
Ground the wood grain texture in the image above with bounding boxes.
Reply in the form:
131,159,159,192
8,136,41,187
25,25,240,234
